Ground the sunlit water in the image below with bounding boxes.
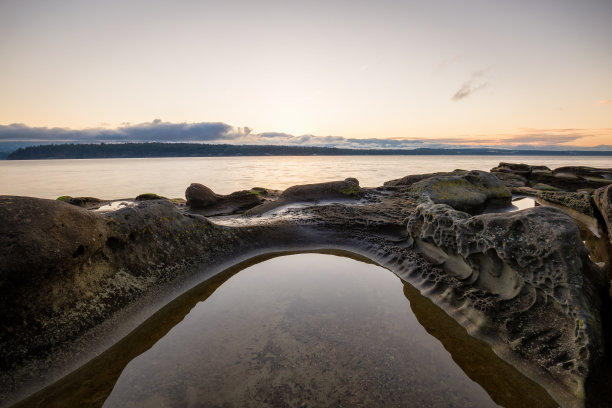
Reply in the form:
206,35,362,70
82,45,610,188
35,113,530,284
1,155,611,199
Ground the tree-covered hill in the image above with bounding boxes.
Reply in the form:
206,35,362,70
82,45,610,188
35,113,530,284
7,143,612,159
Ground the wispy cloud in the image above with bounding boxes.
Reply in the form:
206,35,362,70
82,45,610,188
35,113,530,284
434,54,463,73
597,99,612,105
451,70,489,101
0,121,610,151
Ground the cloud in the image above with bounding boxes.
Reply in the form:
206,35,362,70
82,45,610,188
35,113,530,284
500,134,582,144
0,120,250,143
1,121,609,151
597,99,612,105
434,54,463,73
451,71,489,101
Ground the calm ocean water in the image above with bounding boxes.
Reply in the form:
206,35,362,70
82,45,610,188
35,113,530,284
1,155,611,200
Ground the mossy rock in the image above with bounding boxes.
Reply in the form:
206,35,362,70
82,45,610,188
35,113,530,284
135,193,166,201
409,170,511,214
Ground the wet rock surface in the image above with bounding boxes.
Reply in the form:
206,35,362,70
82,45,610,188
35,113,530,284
514,188,594,217
185,182,267,216
57,196,106,209
593,185,612,243
245,177,363,215
407,170,511,214
492,162,612,192
2,165,612,407
491,171,528,188
406,203,604,403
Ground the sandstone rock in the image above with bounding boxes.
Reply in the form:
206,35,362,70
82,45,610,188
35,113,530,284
491,171,527,188
58,196,106,208
406,203,604,405
532,182,560,191
409,170,511,214
531,173,611,192
185,184,265,215
282,177,362,199
0,196,107,287
185,183,218,209
593,185,612,243
0,197,240,400
491,163,612,192
383,171,456,187
245,178,363,215
491,162,551,177
553,166,612,180
514,189,594,217
135,193,166,201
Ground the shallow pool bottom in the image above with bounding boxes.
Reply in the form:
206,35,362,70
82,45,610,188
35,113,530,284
99,253,555,408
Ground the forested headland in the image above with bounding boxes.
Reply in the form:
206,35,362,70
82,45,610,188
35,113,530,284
6,143,612,159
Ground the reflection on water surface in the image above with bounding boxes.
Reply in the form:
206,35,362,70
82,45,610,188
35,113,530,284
14,252,556,408
105,253,500,408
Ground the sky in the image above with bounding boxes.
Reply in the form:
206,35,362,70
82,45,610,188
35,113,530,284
0,0,611,150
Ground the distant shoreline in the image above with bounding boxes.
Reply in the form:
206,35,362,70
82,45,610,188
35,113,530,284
5,142,612,160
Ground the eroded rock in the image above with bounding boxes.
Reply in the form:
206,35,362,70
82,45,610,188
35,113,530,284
245,177,363,215
491,163,612,192
2,168,612,408
491,162,551,177
406,202,604,404
491,171,527,188
514,189,594,217
408,170,511,214
593,185,612,242
57,196,106,209
185,183,265,216
0,196,108,287
185,183,217,208
383,171,457,187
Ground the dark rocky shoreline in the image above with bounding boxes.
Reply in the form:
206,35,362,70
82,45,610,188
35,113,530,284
1,163,611,408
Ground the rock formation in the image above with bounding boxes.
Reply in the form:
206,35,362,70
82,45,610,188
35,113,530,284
185,183,267,216
492,162,612,192
594,185,612,244
245,177,363,215
407,170,511,214
1,168,611,408
406,201,603,405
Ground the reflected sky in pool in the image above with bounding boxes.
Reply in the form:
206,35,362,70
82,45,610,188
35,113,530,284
100,254,546,407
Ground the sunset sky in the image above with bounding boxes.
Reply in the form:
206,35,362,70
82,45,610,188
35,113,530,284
1,0,611,149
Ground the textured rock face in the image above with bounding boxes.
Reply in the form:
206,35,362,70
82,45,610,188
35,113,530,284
554,166,612,180
491,171,527,188
0,197,241,398
185,183,264,215
281,177,362,199
245,178,363,215
593,185,612,243
3,169,612,407
0,196,108,286
515,189,594,217
58,196,106,208
406,203,603,403
185,183,218,209
408,170,511,214
383,171,456,187
491,162,551,177
491,162,612,192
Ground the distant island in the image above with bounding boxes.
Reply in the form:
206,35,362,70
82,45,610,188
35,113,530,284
6,143,612,159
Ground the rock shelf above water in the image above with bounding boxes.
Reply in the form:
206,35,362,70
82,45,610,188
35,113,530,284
1,163,611,408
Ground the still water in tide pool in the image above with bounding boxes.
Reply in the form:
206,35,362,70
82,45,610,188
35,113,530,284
96,254,555,408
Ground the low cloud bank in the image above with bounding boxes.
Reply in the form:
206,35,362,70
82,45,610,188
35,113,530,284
0,120,610,151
